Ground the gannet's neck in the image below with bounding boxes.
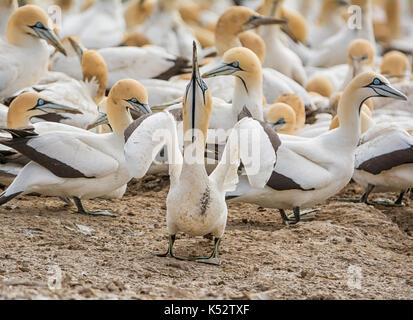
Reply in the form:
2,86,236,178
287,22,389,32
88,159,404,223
216,33,242,57
106,99,133,137
336,88,363,147
7,110,32,129
232,74,264,122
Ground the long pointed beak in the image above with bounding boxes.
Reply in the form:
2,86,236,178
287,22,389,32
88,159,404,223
151,97,183,112
126,100,152,115
202,63,238,78
242,15,287,31
68,36,85,60
36,102,83,114
33,27,67,56
87,112,109,131
185,41,204,139
371,83,408,101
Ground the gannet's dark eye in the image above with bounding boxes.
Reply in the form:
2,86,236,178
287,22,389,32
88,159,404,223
130,98,138,103
275,118,286,126
37,99,45,106
232,61,240,69
373,78,382,85
361,55,368,60
35,22,44,29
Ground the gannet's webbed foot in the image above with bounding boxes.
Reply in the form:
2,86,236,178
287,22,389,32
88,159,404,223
374,191,406,207
338,184,375,205
73,197,117,217
287,208,319,221
195,237,222,266
155,235,189,261
280,207,304,225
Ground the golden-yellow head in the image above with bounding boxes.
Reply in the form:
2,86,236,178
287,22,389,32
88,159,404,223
380,51,409,80
266,102,296,135
6,5,66,55
347,39,375,68
306,76,334,98
7,92,81,129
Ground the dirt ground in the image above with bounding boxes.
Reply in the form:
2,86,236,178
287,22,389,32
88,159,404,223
0,175,412,300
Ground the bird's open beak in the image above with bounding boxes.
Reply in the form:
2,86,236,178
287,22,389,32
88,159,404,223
202,63,239,78
87,112,109,131
370,82,407,101
32,26,67,56
36,101,83,114
242,15,287,31
68,36,85,60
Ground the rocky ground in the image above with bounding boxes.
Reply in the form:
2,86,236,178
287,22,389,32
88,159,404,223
0,175,412,300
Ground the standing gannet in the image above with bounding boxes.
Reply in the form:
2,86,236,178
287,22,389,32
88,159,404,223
0,0,17,40
0,79,151,216
0,5,67,100
124,43,278,265
346,123,413,206
227,72,406,225
61,0,125,49
258,0,307,86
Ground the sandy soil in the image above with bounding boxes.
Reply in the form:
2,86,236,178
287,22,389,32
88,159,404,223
0,175,412,300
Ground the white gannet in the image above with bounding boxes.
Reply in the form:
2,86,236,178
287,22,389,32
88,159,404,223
0,5,67,101
0,0,17,40
0,79,151,216
306,0,376,67
124,43,278,265
61,0,126,49
258,0,307,86
136,0,200,59
226,72,407,225
307,0,348,47
349,123,413,206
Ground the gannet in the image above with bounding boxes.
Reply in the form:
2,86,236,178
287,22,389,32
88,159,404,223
203,47,265,129
341,119,413,206
0,79,151,216
306,0,376,67
307,0,348,47
258,0,307,86
306,39,376,92
0,0,17,40
0,5,67,101
227,72,407,225
136,0,200,59
266,102,297,135
124,43,278,265
61,0,125,49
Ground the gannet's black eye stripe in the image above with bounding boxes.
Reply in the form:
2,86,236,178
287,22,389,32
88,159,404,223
275,118,286,125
